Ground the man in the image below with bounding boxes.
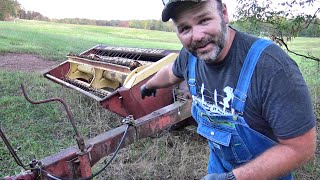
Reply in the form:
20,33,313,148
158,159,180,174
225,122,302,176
140,0,316,179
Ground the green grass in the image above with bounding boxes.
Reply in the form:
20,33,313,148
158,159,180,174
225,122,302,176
0,72,72,174
286,37,320,117
0,20,183,177
0,20,319,179
0,20,182,60
0,71,122,176
287,37,320,58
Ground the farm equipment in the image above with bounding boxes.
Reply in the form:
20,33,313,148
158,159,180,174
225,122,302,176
2,45,194,179
44,45,181,119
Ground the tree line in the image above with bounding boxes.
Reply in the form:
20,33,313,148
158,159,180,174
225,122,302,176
1,0,319,37
231,18,320,38
0,0,176,32
53,18,176,32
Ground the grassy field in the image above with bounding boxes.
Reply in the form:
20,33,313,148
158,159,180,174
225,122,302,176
0,20,319,179
0,20,182,60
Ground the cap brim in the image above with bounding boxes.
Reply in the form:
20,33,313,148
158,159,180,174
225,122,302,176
162,3,175,22
161,0,206,22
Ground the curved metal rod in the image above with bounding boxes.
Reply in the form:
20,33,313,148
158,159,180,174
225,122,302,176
0,126,29,170
20,84,85,151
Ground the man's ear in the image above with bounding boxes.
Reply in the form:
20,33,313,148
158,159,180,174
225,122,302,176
222,3,230,24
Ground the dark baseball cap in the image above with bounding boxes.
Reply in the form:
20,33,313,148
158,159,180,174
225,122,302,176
161,0,207,22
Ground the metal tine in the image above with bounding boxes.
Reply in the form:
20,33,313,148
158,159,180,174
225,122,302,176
110,51,118,57
104,50,112,57
123,52,129,59
115,51,123,57
93,49,102,57
99,50,107,57
134,53,142,60
101,50,108,57
128,53,136,60
128,53,137,60
94,49,102,56
90,49,98,57
121,52,130,58
118,51,126,57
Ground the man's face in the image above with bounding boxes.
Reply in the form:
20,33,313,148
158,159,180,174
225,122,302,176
173,0,229,63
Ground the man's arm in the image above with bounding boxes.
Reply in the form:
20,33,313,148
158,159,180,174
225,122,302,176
233,127,316,180
144,62,183,89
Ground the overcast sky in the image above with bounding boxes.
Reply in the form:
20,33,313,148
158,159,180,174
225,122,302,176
16,0,319,21
16,0,237,20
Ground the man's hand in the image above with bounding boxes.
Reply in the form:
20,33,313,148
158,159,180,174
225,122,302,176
140,84,157,99
202,172,236,180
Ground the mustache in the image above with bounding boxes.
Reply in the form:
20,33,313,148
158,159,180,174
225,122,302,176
191,37,214,50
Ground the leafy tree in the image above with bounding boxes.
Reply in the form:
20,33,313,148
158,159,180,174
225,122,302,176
299,18,320,37
0,0,21,20
234,0,320,62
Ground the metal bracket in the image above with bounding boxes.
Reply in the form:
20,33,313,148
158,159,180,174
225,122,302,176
122,115,135,126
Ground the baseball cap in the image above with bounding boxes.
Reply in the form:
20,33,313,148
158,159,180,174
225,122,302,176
161,0,206,22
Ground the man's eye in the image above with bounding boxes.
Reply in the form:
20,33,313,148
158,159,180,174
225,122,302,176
179,27,190,34
200,18,210,24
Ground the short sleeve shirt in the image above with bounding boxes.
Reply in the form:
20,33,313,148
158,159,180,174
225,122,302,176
172,30,316,141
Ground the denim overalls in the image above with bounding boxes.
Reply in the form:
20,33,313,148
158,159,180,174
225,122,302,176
188,39,293,179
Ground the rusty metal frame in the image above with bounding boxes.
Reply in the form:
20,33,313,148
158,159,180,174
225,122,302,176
4,98,192,180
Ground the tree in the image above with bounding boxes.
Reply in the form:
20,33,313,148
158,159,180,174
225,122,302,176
0,0,21,20
234,0,320,62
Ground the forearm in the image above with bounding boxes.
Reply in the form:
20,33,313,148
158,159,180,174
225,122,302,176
145,63,182,89
233,128,316,180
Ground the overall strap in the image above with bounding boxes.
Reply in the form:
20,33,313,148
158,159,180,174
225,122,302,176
188,53,197,96
232,39,273,113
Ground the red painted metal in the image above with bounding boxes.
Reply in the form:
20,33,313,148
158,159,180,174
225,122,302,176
45,61,70,80
100,76,174,119
44,60,174,119
78,152,93,178
3,46,188,179
3,99,192,180
3,171,37,180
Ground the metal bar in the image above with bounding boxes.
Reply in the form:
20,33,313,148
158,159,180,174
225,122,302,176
66,56,132,74
21,84,87,152
0,126,27,169
21,84,81,140
44,74,103,101
88,99,191,166
3,99,192,179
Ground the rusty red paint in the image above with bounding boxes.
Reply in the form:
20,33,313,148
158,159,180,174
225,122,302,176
4,100,192,179
44,61,70,80
78,152,93,178
100,77,174,119
100,89,130,117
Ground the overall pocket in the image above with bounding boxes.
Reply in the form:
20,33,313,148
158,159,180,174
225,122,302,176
197,116,253,164
212,134,253,164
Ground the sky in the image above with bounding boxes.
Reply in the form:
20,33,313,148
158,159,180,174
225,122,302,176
16,0,319,21
17,0,237,20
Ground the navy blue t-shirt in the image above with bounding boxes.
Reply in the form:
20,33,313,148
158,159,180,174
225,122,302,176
172,30,315,141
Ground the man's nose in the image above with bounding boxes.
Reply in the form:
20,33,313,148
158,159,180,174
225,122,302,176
192,26,205,42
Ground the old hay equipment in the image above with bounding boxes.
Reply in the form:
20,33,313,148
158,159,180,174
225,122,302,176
2,45,195,179
44,45,182,118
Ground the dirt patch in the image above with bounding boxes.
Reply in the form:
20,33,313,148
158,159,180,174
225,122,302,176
0,53,59,73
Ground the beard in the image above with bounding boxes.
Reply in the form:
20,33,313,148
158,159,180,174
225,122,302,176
189,21,227,64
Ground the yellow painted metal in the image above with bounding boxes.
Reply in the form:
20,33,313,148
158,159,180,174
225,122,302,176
90,68,120,90
67,62,94,82
66,59,131,91
65,52,178,93
102,70,128,84
123,65,148,86
123,53,178,88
